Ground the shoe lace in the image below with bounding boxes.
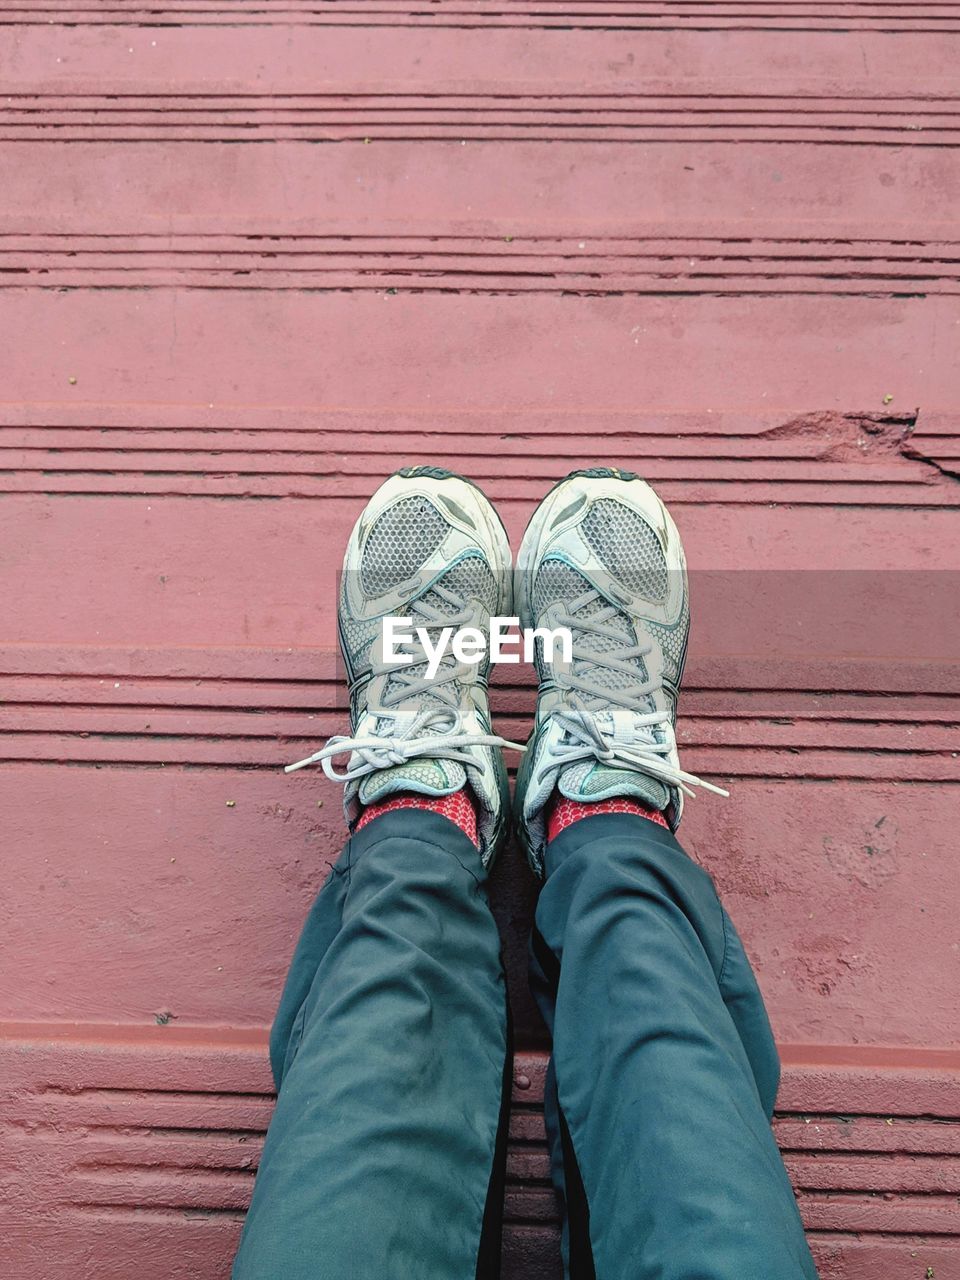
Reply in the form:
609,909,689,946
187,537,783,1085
534,587,727,801
286,579,524,780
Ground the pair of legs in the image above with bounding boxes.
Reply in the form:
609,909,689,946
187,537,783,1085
233,807,817,1278
232,467,819,1277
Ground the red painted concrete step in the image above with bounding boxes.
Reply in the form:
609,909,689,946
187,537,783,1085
3,754,958,1043
5,2,960,31
3,1028,960,1280
2,409,958,506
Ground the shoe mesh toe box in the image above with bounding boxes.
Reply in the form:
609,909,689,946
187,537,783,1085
580,498,669,604
360,495,449,595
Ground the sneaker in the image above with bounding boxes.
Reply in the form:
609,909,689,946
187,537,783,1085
514,468,726,874
286,467,519,867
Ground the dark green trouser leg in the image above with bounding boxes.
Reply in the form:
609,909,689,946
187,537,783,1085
232,809,510,1280
530,812,819,1280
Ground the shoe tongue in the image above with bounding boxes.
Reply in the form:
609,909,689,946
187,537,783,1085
559,761,670,812
359,759,467,805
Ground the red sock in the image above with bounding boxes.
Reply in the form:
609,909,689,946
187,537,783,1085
547,793,669,842
355,789,479,846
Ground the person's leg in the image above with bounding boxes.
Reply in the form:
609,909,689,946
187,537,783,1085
514,468,820,1278
530,808,818,1280
233,806,510,1280
234,469,519,1275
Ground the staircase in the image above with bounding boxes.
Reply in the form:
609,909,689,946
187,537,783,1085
1,4,959,1276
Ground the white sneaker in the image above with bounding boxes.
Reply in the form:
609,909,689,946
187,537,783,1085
514,468,726,875
287,467,520,867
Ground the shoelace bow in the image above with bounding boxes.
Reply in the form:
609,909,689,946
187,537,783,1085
534,588,727,800
286,580,524,780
